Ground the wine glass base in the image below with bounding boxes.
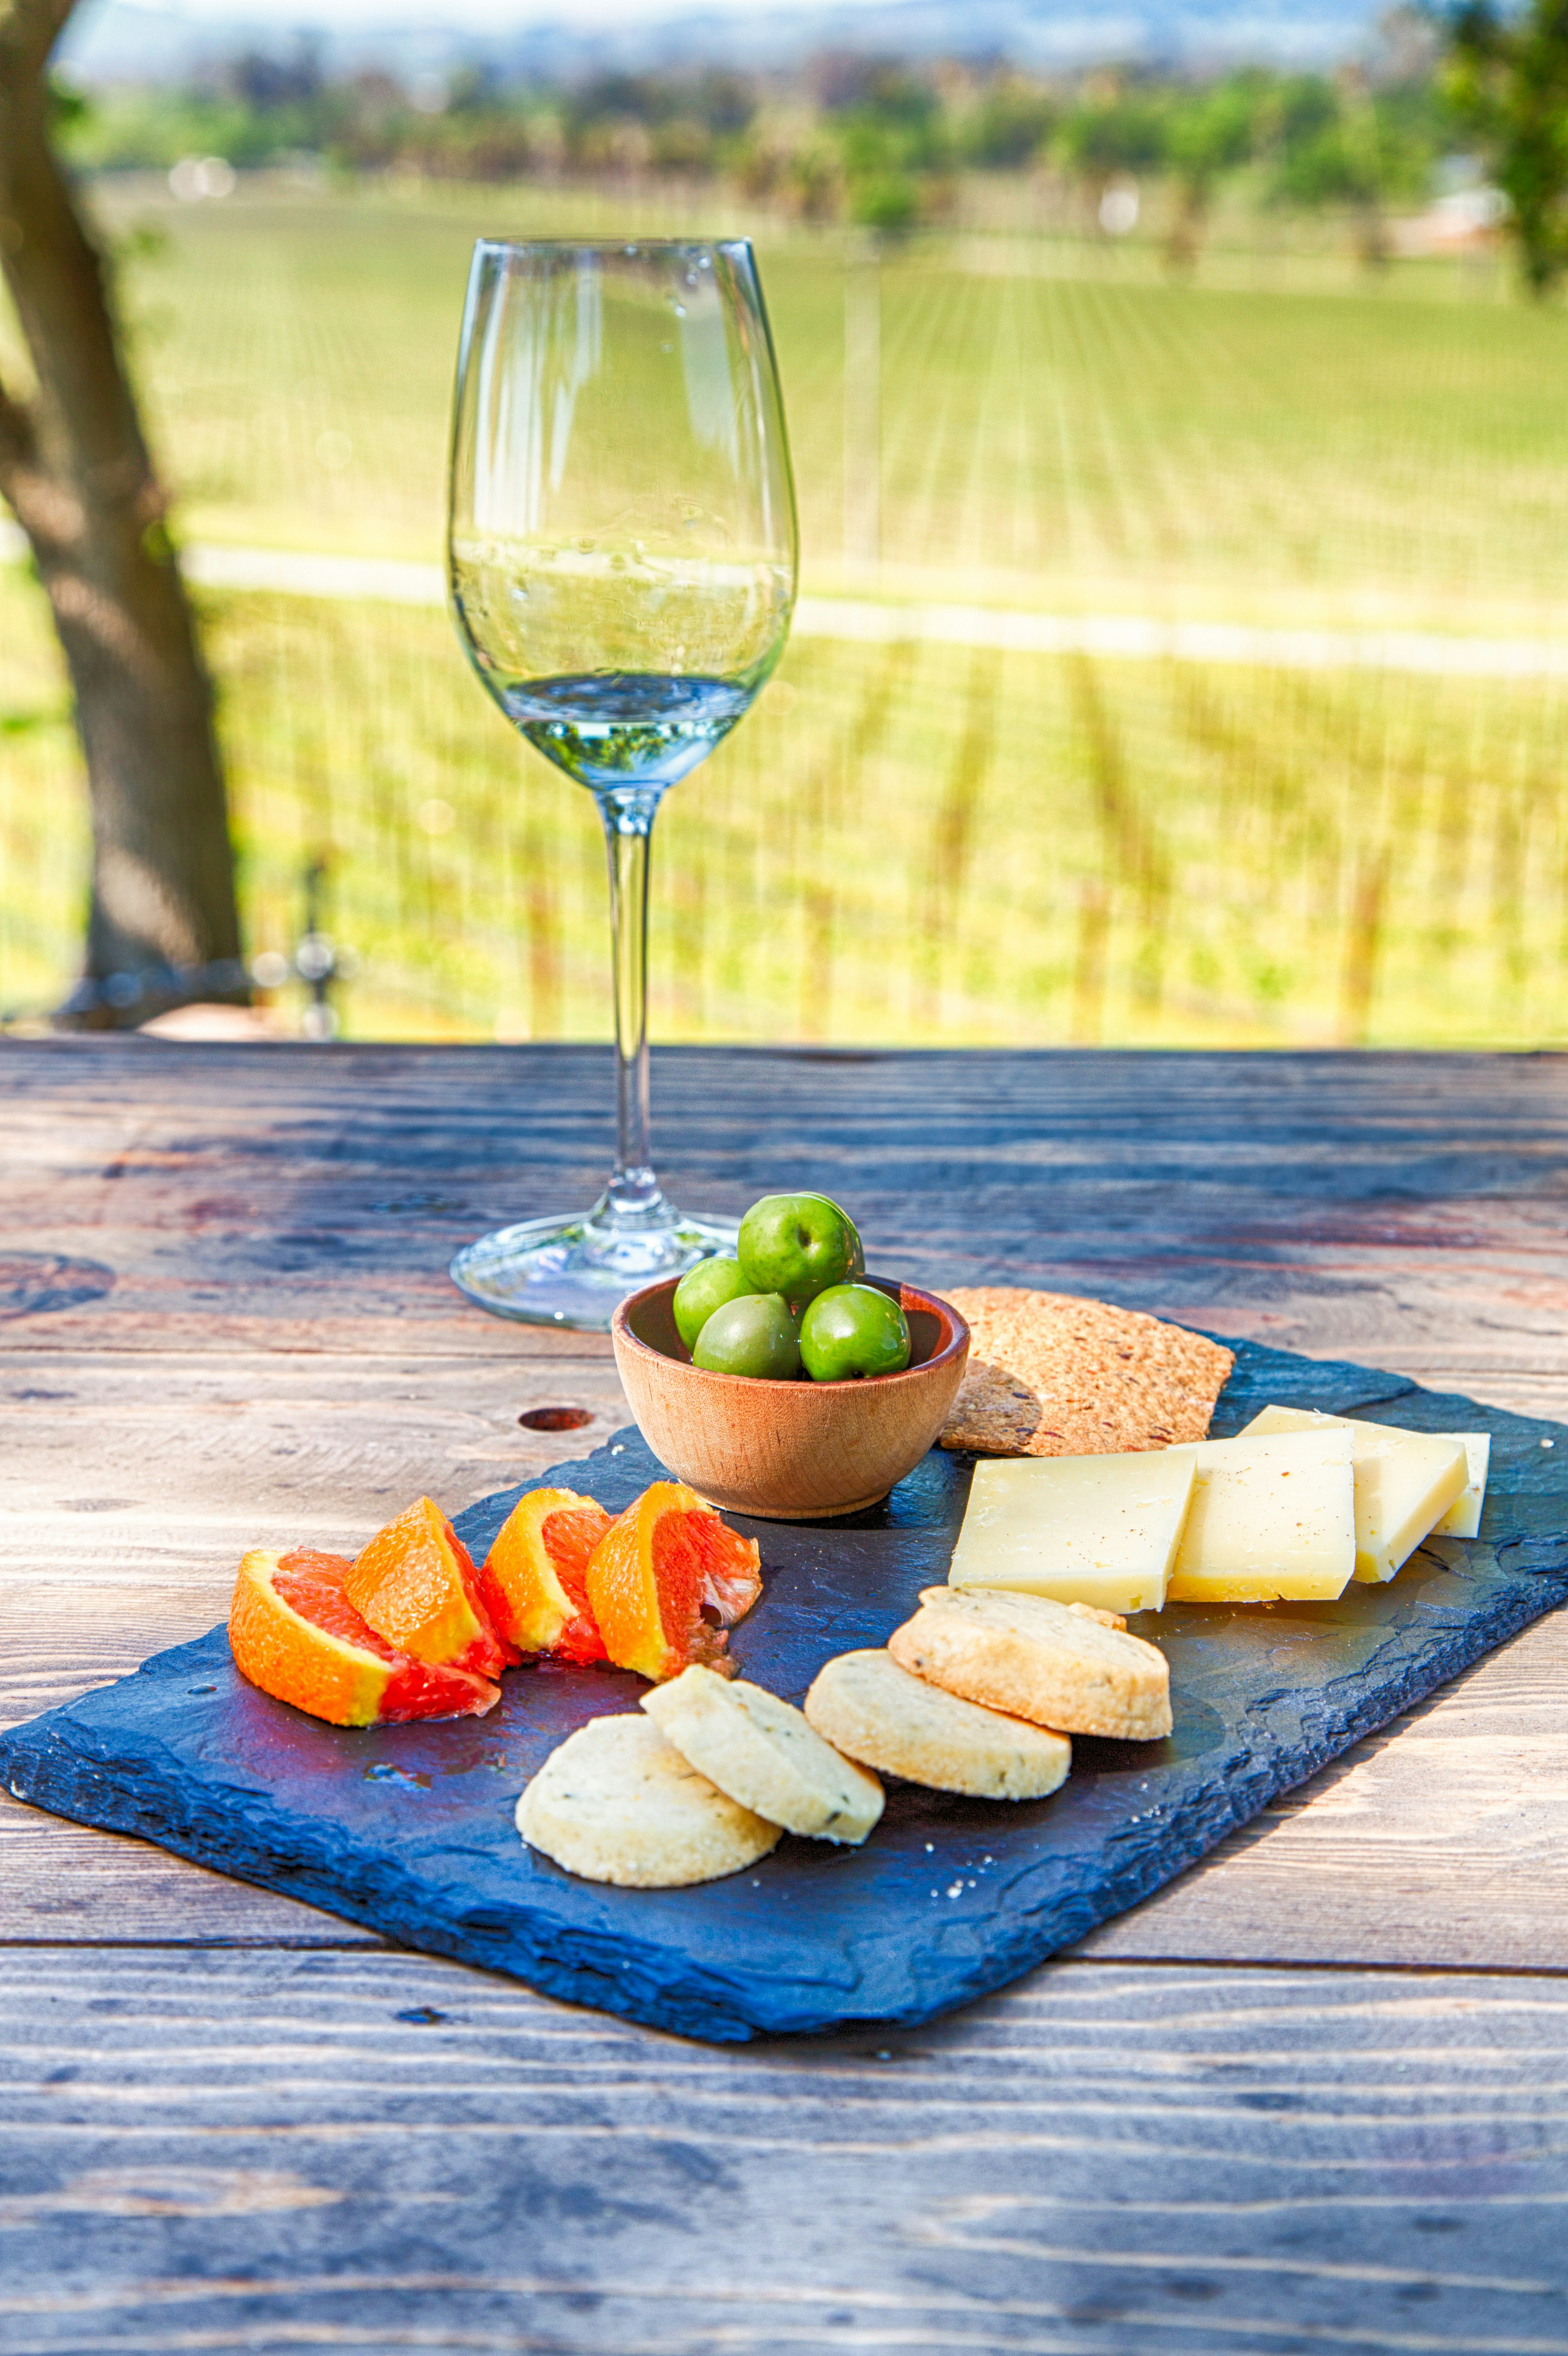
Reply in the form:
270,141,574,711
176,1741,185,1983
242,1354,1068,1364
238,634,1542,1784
449,1209,739,1331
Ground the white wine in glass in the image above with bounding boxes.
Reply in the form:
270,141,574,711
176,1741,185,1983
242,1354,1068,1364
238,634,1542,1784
446,238,798,1328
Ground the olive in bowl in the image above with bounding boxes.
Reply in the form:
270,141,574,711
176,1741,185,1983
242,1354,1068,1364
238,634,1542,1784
610,1275,969,1521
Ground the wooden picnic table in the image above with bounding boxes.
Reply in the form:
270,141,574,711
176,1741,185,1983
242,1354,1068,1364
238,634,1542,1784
5,1037,1568,2353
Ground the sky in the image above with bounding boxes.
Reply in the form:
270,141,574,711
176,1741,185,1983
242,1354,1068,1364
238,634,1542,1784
65,0,1379,79
78,0,831,27
73,0,1378,37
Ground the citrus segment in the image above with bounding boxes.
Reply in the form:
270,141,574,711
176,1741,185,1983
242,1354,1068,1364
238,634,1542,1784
479,1488,613,1664
229,1547,500,1726
345,1496,510,1675
586,1482,763,1683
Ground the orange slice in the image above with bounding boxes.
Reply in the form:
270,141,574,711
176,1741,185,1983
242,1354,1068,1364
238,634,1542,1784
479,1488,613,1665
585,1482,763,1683
344,1497,510,1677
229,1547,501,1727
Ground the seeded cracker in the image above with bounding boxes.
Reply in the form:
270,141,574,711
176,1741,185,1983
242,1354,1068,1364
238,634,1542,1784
939,1286,1233,1459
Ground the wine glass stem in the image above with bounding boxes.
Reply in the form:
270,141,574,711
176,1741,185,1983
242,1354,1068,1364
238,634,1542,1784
598,787,666,1226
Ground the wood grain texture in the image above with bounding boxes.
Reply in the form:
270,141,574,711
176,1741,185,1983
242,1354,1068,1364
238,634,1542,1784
7,1042,1568,2333
0,1802,381,1944
3,1042,1568,1973
4,1948,1568,2354
0,1348,624,1532
6,1037,1568,1366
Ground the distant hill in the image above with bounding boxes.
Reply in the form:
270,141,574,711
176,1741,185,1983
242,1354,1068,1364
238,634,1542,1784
63,0,1383,83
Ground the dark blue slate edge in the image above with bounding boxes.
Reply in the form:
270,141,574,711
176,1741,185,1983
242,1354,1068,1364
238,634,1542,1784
4,1332,1567,2044
4,1704,725,2034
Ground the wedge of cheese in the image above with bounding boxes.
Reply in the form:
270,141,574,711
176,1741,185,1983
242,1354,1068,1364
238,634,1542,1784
1430,1433,1492,1539
1163,1427,1356,1603
1240,1405,1470,1583
947,1450,1196,1616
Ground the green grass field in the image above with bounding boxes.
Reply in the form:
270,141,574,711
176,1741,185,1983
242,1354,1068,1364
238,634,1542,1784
5,180,1568,1044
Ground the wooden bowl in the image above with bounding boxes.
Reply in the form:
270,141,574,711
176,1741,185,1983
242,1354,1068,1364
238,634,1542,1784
610,1276,970,1520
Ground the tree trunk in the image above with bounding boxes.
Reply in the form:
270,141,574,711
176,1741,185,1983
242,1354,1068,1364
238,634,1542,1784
1162,178,1209,275
0,0,245,1024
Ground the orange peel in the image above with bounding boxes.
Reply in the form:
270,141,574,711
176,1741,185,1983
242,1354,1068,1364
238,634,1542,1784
229,1546,500,1727
585,1481,763,1683
345,1496,509,1677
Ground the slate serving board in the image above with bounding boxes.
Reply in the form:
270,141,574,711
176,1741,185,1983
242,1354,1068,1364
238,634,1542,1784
5,1336,1568,2044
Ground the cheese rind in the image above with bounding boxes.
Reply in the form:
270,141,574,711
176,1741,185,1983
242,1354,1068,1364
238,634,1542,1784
1240,1405,1470,1583
947,1451,1196,1616
1163,1428,1356,1603
1430,1434,1491,1539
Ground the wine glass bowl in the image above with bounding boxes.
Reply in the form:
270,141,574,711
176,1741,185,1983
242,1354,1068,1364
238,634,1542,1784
445,239,798,1327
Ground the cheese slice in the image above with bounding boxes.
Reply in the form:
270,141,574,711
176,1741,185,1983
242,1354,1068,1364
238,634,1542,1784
1163,1428,1356,1603
1430,1434,1492,1539
1240,1405,1470,1583
947,1451,1196,1615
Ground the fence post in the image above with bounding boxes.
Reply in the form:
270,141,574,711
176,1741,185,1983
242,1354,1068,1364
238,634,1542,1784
843,228,881,581
1338,847,1388,1045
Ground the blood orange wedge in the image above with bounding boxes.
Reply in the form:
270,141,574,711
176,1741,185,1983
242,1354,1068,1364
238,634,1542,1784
229,1547,500,1727
586,1482,763,1683
344,1496,510,1676
479,1488,614,1666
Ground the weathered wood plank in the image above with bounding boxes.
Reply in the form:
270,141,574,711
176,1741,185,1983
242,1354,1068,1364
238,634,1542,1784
1411,1370,1568,1419
5,1042,1568,2326
7,1039,1568,1367
0,1803,382,1944
0,1349,623,1528
4,1949,1568,2354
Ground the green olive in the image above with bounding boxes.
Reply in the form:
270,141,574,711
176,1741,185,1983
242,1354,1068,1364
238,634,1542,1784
799,1284,911,1382
691,1292,801,1380
673,1256,754,1352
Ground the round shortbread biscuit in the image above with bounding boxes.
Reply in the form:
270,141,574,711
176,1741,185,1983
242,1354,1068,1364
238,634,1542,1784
642,1664,884,1844
889,1586,1172,1741
802,1649,1070,1801
516,1714,781,1887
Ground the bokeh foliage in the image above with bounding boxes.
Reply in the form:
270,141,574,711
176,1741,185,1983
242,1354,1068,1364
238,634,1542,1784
4,186,1568,1046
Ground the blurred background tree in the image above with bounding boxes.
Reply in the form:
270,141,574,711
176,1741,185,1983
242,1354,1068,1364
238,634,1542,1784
1444,0,1568,293
0,0,243,1023
47,30,1466,253
5,0,1558,1053
1163,74,1263,269
1053,82,1169,232
813,59,953,231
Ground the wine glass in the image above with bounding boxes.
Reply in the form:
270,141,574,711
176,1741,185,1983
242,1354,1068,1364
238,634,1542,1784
445,239,798,1329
